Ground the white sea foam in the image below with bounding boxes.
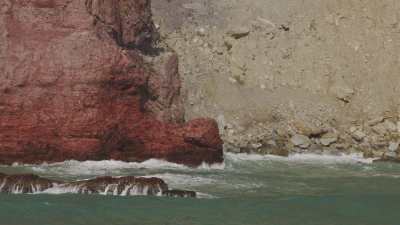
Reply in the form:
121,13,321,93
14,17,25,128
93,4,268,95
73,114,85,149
224,152,376,164
8,151,379,179
370,173,400,178
27,159,189,176
38,185,163,196
196,192,217,199
10,152,376,178
288,153,376,164
38,181,165,196
23,158,225,177
197,161,225,170
39,185,82,195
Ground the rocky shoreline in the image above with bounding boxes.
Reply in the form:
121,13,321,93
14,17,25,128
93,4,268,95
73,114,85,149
223,116,400,163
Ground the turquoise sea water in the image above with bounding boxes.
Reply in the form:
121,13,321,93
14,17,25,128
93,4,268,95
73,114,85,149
1,153,400,225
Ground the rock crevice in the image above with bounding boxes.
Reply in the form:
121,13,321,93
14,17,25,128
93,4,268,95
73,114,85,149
85,0,157,50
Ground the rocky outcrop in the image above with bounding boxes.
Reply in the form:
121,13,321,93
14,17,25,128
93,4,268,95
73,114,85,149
0,173,196,197
0,0,223,166
0,173,58,194
57,176,168,196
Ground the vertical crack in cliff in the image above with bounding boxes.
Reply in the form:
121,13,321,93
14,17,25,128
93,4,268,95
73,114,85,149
84,0,158,54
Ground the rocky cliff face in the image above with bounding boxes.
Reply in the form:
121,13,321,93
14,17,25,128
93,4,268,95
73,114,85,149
0,0,223,166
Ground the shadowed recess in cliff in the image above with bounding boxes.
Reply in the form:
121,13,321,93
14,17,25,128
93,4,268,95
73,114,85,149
85,0,160,54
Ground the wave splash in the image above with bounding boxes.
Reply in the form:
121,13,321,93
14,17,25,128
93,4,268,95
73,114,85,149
17,152,372,176
21,159,225,177
5,152,376,182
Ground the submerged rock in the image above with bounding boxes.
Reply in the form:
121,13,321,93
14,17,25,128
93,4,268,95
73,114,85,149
0,0,223,166
0,173,195,197
164,189,197,198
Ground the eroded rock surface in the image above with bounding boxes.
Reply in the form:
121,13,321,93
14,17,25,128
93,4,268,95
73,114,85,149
0,0,223,166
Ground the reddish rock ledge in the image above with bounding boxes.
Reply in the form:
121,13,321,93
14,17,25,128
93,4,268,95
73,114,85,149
0,0,223,166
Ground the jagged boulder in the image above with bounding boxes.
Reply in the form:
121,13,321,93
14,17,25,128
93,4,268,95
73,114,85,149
164,189,197,198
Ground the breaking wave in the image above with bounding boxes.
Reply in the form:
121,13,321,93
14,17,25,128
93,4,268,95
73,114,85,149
2,151,400,199
5,152,376,180
29,159,187,175
23,159,224,177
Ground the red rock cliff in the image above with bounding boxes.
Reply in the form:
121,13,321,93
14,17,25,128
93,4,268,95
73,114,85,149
0,0,223,166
